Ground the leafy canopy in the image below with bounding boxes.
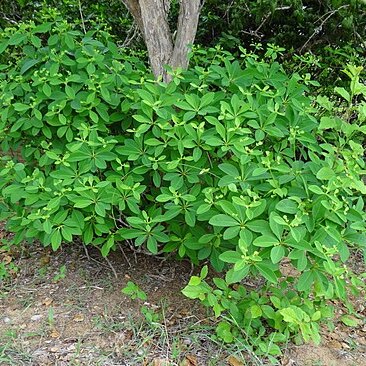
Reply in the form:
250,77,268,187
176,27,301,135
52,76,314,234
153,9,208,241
0,19,365,357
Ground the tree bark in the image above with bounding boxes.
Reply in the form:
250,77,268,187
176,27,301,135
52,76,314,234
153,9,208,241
139,0,173,80
170,0,201,70
121,0,202,82
121,0,145,38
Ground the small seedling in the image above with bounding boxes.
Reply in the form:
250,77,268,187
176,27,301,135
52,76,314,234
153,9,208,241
53,265,67,282
121,281,147,301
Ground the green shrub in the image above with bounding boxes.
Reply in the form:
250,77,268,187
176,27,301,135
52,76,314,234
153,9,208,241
0,0,134,42
180,0,366,51
282,43,366,94
3,0,365,54
0,21,365,357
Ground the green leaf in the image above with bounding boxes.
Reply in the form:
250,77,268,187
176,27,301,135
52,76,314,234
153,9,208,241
270,246,285,264
197,203,211,215
219,251,242,263
290,226,306,243
308,185,324,195
199,92,215,108
101,86,111,101
89,110,99,123
65,85,76,99
126,216,145,226
270,296,281,309
9,33,27,45
21,59,40,74
101,236,114,257
51,230,62,251
209,214,239,227
319,116,337,130
188,276,201,286
182,284,206,299
311,310,322,322
269,212,285,238
83,224,94,244
223,226,240,240
74,198,93,208
246,219,270,233
0,41,8,54
250,305,262,318
253,235,279,247
64,33,75,50
61,226,73,242
276,199,298,214
340,315,360,327
200,265,208,279
34,22,52,33
156,194,172,202
225,265,251,284
147,236,158,254
218,163,239,177
119,228,146,239
252,167,267,176
43,220,52,234
334,87,351,102
255,263,278,283
13,103,30,112
10,119,24,132
279,307,298,324
316,167,335,180
216,321,234,343
42,83,52,97
297,270,314,292
95,202,106,217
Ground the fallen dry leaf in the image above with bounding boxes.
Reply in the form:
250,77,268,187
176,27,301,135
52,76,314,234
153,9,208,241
2,255,12,264
39,255,50,265
326,339,342,349
227,355,244,366
281,357,297,366
42,298,53,306
73,314,84,322
152,358,170,366
49,329,60,338
183,354,198,366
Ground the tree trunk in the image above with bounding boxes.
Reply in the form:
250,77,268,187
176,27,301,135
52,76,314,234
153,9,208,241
122,0,202,82
170,0,201,71
139,0,173,80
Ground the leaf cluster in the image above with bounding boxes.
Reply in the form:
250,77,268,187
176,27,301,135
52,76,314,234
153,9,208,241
0,20,365,355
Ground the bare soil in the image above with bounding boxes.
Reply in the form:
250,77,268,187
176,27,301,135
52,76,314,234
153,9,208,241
0,226,366,366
